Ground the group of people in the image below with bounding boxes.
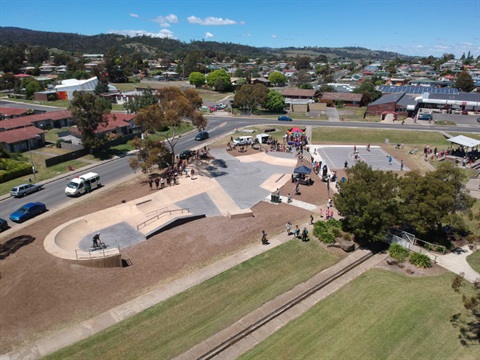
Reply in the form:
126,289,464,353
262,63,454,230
285,222,309,242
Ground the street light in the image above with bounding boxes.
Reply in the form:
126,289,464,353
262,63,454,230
25,127,37,182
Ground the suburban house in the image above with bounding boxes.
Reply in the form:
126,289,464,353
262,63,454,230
54,77,99,100
0,125,45,153
0,110,74,130
68,113,138,141
318,92,364,107
365,92,417,118
0,107,29,120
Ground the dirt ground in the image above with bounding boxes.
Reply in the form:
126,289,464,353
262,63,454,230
0,149,332,353
0,145,432,353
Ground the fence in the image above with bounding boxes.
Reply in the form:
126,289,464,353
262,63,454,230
75,243,120,260
386,229,439,262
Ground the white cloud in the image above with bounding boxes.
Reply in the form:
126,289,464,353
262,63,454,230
271,34,278,38
205,32,214,39
109,29,176,39
152,14,178,27
187,16,237,26
240,33,252,37
130,13,139,18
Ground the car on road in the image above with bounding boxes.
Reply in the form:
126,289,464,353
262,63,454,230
0,218,8,232
477,117,480,124
10,183,43,197
278,115,293,121
179,149,196,159
417,113,433,121
195,131,209,141
9,202,47,223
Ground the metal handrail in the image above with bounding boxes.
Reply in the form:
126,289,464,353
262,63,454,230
137,208,189,230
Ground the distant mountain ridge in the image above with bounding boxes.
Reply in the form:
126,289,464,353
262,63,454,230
0,26,411,60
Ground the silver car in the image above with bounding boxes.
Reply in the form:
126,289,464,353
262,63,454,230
10,183,43,198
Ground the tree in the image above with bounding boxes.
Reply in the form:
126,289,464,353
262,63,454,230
319,84,336,92
353,80,382,105
454,71,475,92
206,69,231,91
295,56,311,70
68,91,112,149
131,87,206,167
290,70,312,88
124,87,158,113
0,73,20,91
334,161,400,243
22,78,43,99
128,137,171,174
94,76,110,95
233,83,269,114
450,274,480,346
398,162,474,236
27,46,49,66
265,90,286,112
189,72,205,87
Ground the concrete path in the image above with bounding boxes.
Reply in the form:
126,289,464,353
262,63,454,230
435,245,480,283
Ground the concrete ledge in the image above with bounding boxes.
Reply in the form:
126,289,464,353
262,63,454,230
228,209,254,219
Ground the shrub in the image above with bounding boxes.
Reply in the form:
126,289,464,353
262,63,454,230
319,232,336,244
331,227,342,238
435,245,446,254
409,252,432,268
388,243,409,263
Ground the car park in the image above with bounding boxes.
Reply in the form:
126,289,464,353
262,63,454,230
10,183,43,197
0,218,8,232
179,149,196,159
195,131,209,141
278,115,293,121
9,202,47,223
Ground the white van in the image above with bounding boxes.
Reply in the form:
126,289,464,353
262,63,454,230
232,136,254,146
65,172,101,197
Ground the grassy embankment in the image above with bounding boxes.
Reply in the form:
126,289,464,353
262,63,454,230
45,240,339,359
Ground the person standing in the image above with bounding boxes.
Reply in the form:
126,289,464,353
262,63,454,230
400,160,404,171
388,155,393,165
92,233,100,248
286,222,292,235
310,214,314,225
287,193,292,203
302,227,309,242
149,178,153,190
344,160,348,169
261,230,268,245
155,177,160,189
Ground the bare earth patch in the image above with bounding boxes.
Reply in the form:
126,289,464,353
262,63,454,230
0,165,322,353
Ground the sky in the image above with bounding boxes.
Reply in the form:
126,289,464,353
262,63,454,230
0,0,479,58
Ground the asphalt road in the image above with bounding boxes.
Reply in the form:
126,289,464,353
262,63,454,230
1,112,479,232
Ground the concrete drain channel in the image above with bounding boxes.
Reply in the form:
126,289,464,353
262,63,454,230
197,250,373,360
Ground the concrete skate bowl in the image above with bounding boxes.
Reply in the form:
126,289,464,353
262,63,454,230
44,218,122,268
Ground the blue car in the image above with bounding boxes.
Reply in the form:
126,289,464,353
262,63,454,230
9,202,47,223
278,115,293,121
195,131,209,141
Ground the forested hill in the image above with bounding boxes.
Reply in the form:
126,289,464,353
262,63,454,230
0,26,408,60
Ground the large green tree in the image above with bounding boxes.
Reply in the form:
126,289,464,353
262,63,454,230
334,161,400,243
353,80,382,105
131,87,206,169
206,69,232,91
398,162,474,235
454,71,475,92
265,90,286,112
68,91,112,149
268,71,287,86
233,83,269,114
189,72,206,87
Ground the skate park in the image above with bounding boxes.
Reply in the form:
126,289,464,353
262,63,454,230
43,148,298,263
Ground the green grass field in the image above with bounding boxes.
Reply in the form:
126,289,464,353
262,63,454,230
45,240,339,360
466,249,480,273
241,269,479,360
312,127,452,147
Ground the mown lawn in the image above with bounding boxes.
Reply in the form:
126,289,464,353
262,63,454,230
241,269,478,360
312,127,452,148
466,249,480,274
45,240,339,360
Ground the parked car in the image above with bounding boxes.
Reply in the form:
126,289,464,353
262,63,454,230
9,202,47,223
477,117,480,124
195,131,209,141
417,113,433,121
10,183,43,198
0,218,8,232
179,149,196,159
278,115,293,121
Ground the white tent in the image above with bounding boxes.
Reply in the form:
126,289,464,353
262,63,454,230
55,77,98,100
447,135,480,148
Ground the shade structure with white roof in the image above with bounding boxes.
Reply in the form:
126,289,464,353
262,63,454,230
446,135,480,148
